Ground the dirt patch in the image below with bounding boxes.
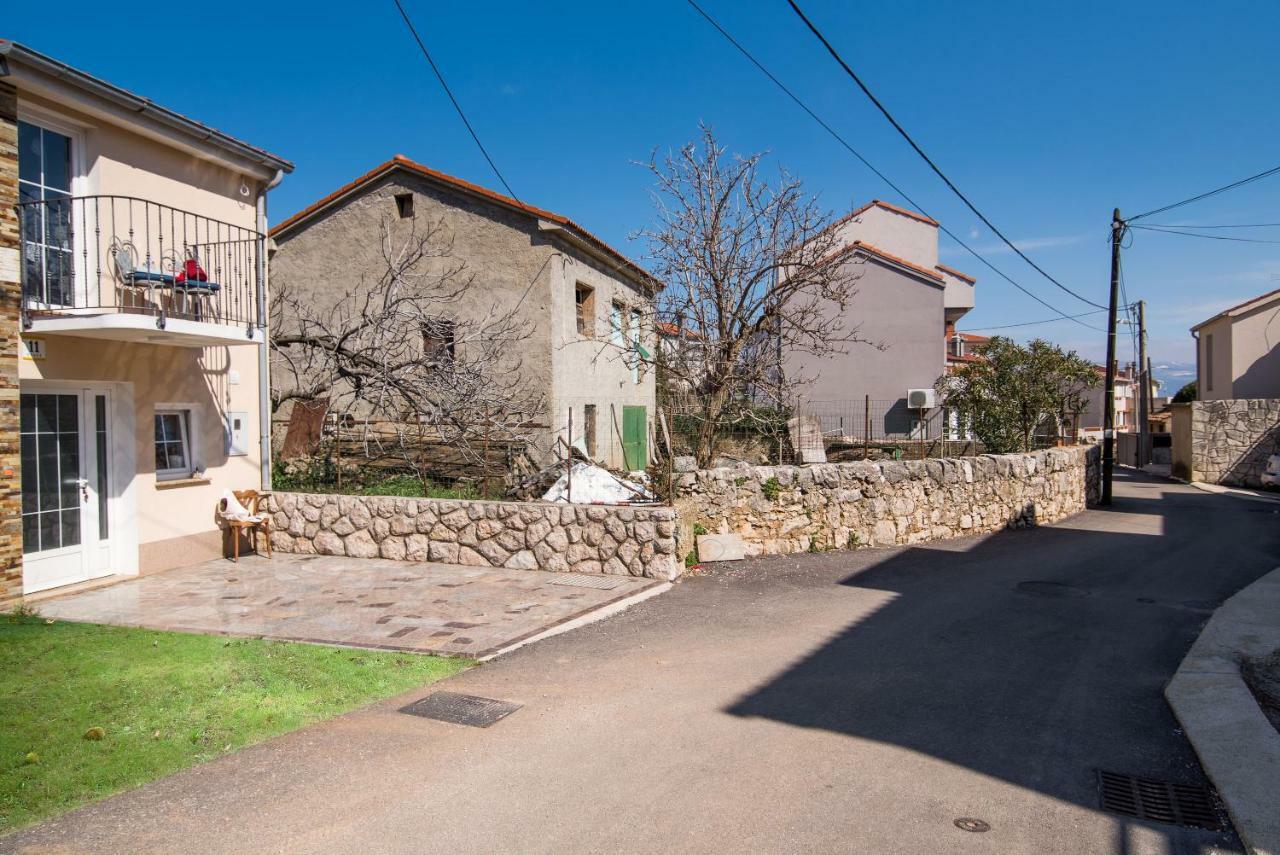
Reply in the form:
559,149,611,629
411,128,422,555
1242,647,1280,733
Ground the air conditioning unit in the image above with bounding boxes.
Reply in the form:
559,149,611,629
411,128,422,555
907,388,936,409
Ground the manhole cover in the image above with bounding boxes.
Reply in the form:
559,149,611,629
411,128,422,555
954,818,990,833
399,692,522,728
552,574,625,591
1016,581,1090,598
1097,770,1223,830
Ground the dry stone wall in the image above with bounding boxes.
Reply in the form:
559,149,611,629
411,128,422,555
266,493,680,580
674,446,1099,559
1189,399,1280,487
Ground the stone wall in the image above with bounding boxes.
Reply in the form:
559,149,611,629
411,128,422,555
265,493,680,580
1187,399,1280,487
674,446,1099,559
0,83,23,604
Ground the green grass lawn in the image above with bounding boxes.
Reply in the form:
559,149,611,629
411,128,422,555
0,613,470,833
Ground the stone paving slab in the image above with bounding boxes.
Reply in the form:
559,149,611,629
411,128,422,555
37,555,662,659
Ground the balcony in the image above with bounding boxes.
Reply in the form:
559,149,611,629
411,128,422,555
17,195,265,347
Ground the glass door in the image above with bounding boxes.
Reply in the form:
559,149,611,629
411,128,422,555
20,389,112,593
17,120,75,308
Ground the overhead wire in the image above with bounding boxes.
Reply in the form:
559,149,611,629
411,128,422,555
391,0,520,201
1127,164,1280,222
684,0,1106,332
784,0,1107,310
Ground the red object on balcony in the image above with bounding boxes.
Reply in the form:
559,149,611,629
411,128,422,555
175,258,208,285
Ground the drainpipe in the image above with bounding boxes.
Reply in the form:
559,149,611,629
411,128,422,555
255,170,284,491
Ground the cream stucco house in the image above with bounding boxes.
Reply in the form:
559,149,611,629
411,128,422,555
1192,287,1280,401
0,41,291,601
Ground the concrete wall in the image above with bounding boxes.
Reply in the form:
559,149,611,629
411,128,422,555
271,169,655,467
674,446,1099,559
785,256,946,432
1225,301,1280,399
1170,403,1193,481
1182,399,1280,487
1197,317,1234,401
265,492,679,580
549,244,656,471
18,337,262,571
834,205,938,270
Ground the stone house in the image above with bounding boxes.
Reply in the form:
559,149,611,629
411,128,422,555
783,200,977,437
1192,287,1280,400
0,41,292,602
269,156,660,473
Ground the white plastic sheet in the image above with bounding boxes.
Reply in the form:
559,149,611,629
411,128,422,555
542,462,652,504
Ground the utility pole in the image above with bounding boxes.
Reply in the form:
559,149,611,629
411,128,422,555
1137,300,1149,469
1102,208,1123,505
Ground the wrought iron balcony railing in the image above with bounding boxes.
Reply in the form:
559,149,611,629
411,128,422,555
16,194,264,335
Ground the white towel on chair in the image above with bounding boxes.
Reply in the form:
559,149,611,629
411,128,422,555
220,490,263,523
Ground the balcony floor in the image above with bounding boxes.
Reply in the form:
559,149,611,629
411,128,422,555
26,312,263,347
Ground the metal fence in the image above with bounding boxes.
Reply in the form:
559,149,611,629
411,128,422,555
659,398,986,466
17,194,264,333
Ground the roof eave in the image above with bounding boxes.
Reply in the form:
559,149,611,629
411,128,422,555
0,40,293,177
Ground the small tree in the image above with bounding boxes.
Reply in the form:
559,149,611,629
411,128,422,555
937,337,1098,453
1172,380,1197,403
635,124,869,466
270,215,541,492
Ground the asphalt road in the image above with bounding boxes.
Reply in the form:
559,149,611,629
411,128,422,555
6,470,1278,854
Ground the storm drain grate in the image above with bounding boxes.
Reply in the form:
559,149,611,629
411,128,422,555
552,574,626,591
1096,770,1223,830
400,692,522,727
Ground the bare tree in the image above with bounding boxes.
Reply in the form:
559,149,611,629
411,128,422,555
270,215,541,491
634,124,868,466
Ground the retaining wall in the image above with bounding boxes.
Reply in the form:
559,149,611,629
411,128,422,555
266,493,680,580
674,446,1100,559
1176,399,1280,487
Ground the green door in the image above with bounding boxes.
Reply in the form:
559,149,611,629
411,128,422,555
622,406,647,472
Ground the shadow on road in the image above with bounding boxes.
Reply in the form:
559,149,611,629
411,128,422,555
726,471,1279,853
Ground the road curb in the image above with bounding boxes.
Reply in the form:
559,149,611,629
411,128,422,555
1165,566,1280,855
478,582,672,662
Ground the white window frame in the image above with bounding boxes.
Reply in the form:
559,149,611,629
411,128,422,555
154,404,199,481
16,103,92,308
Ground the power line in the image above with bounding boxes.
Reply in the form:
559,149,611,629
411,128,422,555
957,308,1110,332
1128,163,1280,222
683,0,1105,332
784,0,1107,311
1142,222,1280,230
1131,224,1280,245
391,0,519,201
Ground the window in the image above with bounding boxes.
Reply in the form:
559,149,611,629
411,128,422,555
18,120,74,306
1204,334,1214,392
575,283,595,336
630,308,643,384
394,193,414,219
583,404,598,458
422,317,456,364
154,410,193,480
610,301,626,346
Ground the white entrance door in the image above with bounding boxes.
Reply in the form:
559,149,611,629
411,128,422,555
21,388,114,593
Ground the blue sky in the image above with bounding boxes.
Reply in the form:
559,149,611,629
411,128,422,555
10,0,1279,374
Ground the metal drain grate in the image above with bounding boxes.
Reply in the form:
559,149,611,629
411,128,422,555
552,574,625,591
399,692,522,727
1097,770,1223,830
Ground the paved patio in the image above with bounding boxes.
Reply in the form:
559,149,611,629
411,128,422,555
37,555,664,659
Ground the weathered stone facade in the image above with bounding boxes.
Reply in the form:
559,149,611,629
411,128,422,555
265,493,680,580
0,82,23,604
1185,399,1280,487
674,446,1100,559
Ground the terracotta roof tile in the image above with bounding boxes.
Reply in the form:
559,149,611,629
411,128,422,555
824,240,945,284
935,263,976,284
